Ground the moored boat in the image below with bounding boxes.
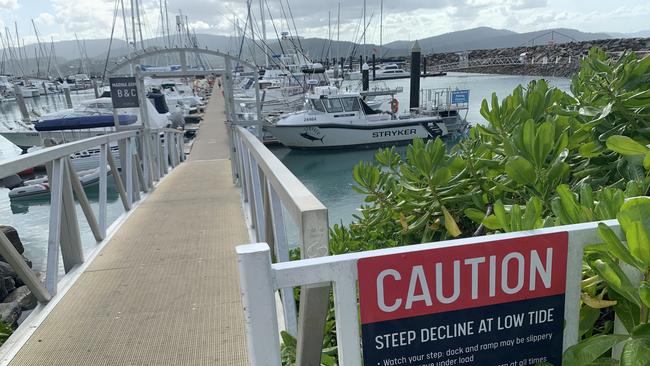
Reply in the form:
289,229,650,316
265,90,469,149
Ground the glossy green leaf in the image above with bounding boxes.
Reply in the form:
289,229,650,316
563,334,629,366
606,135,648,156
597,223,644,270
587,255,642,308
505,156,536,186
617,197,650,269
621,337,650,366
579,304,600,337
640,281,650,309
579,141,604,158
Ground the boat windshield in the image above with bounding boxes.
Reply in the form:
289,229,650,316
341,97,360,112
322,98,344,113
311,99,326,112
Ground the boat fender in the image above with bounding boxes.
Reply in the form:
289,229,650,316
390,98,399,114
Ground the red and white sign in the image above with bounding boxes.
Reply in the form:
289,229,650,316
357,232,568,324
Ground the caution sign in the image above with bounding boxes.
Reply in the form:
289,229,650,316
109,77,139,108
357,232,568,366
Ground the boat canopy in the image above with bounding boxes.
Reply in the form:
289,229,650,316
35,114,138,131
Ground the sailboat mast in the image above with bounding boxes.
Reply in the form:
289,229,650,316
164,0,171,47
258,0,268,68
363,0,366,61
159,0,165,45
247,0,257,65
130,0,137,50
327,11,331,62
135,0,144,49
337,2,340,62
380,0,383,60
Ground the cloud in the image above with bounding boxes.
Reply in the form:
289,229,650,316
36,12,56,26
0,0,18,10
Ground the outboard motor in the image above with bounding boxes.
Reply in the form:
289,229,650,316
147,88,169,114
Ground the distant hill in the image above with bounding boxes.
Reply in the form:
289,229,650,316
0,26,627,76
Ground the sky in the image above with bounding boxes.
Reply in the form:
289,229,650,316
1,0,650,47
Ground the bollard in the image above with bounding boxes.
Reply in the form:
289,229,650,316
62,82,73,108
372,53,376,80
410,40,421,110
13,84,31,123
362,63,369,92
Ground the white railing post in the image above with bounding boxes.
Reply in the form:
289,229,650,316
250,157,266,242
126,136,134,206
268,185,298,336
163,131,170,171
59,159,84,271
99,143,108,238
296,208,331,366
45,158,64,295
332,271,362,366
236,243,282,366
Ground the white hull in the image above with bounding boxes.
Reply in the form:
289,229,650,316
0,129,114,150
266,121,445,149
0,131,41,150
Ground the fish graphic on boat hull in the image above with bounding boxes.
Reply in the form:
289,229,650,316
300,132,325,143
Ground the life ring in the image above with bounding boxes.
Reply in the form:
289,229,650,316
390,98,399,114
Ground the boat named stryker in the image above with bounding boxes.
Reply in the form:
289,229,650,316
265,88,469,149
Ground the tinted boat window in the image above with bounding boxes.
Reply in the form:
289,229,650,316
322,98,344,113
311,99,326,112
341,98,360,112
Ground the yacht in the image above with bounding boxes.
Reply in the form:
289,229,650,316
264,88,469,149
373,64,409,79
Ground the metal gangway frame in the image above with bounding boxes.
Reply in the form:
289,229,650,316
0,126,185,363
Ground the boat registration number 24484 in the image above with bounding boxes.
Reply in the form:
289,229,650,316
372,129,417,138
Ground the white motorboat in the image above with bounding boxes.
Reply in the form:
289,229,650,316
8,167,109,200
0,95,170,151
373,64,409,79
265,90,469,149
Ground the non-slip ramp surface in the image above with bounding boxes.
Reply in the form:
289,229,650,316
10,91,249,365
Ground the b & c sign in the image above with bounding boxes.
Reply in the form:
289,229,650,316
109,77,139,108
357,232,568,366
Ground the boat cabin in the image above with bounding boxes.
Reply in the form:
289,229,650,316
305,93,379,116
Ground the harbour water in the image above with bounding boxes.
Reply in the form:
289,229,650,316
0,72,570,269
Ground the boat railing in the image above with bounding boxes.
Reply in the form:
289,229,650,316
0,127,185,356
420,87,470,111
236,218,628,365
231,125,330,366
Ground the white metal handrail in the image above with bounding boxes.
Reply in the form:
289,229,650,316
232,126,330,366
237,219,626,366
0,126,185,309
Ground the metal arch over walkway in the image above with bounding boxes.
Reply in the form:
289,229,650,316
106,46,257,75
7,91,251,365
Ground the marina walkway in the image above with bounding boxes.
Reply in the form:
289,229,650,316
10,91,250,365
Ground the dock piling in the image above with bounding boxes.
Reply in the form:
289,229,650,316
410,40,421,110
